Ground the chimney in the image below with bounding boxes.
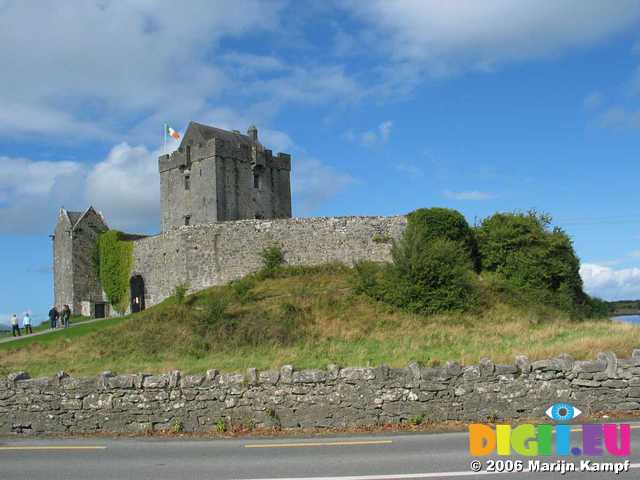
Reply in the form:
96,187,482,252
247,125,258,142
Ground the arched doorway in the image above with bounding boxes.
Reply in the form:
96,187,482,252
130,275,146,313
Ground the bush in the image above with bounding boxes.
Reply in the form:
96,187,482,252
230,277,256,303
260,245,285,273
356,241,477,315
355,208,480,314
395,208,480,271
388,238,478,314
475,211,587,314
173,283,190,305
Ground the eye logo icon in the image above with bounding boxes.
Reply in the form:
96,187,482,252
545,403,582,422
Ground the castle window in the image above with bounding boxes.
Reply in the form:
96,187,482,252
186,145,191,167
253,173,260,189
184,215,191,226
184,175,191,191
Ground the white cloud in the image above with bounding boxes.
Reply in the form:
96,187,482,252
0,0,282,140
85,143,166,232
347,120,393,148
292,158,355,214
580,263,640,300
0,156,86,233
347,1,640,76
444,190,493,201
0,157,83,196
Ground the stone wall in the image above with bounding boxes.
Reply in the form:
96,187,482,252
131,216,406,308
3,351,640,435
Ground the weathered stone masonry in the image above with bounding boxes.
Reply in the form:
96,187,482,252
131,216,407,308
3,351,640,435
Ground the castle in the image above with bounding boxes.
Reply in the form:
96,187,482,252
53,122,405,318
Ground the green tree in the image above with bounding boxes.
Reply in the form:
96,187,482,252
475,211,587,314
356,208,478,314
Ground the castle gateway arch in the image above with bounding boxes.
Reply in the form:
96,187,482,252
130,275,145,313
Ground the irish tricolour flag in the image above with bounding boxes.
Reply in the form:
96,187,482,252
166,124,180,141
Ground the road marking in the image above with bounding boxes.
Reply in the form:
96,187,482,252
0,446,107,451
244,440,393,449
241,463,640,479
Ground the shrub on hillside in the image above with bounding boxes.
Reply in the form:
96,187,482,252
475,211,590,315
395,207,480,272
173,283,190,305
258,245,285,278
355,208,479,314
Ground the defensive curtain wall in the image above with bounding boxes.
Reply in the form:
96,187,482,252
2,351,640,434
131,215,407,308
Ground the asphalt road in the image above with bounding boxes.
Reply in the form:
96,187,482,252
2,426,640,480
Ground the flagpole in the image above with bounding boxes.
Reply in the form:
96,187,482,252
163,123,167,155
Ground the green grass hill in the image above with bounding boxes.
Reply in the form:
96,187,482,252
0,263,635,378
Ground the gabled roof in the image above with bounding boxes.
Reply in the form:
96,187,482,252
60,206,108,231
66,211,84,226
184,122,262,149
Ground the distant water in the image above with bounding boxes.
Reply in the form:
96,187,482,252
612,315,640,324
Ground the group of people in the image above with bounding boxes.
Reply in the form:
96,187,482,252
48,305,72,330
9,313,33,337
7,304,72,337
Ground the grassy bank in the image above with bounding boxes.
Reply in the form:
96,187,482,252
0,265,635,378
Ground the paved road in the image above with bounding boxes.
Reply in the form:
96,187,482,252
1,427,640,480
0,317,110,344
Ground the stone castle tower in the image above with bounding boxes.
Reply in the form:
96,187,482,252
159,122,292,231
53,122,293,315
52,207,109,316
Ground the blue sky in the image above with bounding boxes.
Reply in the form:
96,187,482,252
3,1,640,325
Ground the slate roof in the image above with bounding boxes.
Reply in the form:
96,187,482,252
188,122,262,148
66,211,84,227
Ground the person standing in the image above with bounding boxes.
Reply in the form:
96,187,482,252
23,312,33,334
48,306,59,329
62,305,71,329
10,314,20,337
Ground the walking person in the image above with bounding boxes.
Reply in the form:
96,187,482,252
10,314,20,337
23,312,33,334
48,305,59,329
62,305,71,329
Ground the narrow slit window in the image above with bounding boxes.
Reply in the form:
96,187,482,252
253,173,260,189
184,215,191,226
185,175,191,190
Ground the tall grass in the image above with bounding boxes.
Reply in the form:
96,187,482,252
0,265,631,378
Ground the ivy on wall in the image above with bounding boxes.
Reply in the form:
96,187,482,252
95,230,133,314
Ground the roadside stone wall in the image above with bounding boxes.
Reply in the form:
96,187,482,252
3,351,640,435
131,216,406,307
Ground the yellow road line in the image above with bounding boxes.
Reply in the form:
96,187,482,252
244,440,393,449
0,446,107,451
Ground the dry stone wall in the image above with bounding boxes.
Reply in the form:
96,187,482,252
132,216,406,307
3,351,640,435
